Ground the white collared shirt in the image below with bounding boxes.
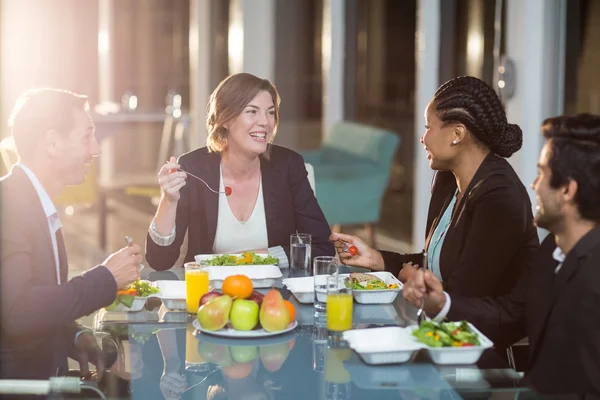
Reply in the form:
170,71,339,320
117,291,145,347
16,163,63,284
552,247,566,274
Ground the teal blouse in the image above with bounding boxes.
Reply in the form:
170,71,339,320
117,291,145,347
427,190,458,282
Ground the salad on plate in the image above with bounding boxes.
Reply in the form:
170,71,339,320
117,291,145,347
412,320,480,347
105,279,160,310
203,251,279,266
344,273,400,290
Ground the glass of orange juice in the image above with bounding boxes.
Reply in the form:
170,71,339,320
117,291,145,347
326,276,353,339
185,323,209,372
184,262,209,313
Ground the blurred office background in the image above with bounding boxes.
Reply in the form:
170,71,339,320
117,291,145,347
1,0,599,262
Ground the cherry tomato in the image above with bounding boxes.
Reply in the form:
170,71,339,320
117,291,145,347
225,186,232,196
348,245,358,256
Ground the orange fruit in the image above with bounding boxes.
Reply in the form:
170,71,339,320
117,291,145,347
284,300,296,321
222,275,253,299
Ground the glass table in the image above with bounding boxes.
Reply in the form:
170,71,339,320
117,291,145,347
92,266,536,399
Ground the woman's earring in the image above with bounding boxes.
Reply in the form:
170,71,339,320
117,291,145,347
452,140,458,145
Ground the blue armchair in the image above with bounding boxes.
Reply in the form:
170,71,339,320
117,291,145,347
300,121,400,246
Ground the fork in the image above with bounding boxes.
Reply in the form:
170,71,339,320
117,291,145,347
175,168,231,195
416,251,428,325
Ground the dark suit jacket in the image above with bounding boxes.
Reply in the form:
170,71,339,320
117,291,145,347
0,166,117,379
381,153,539,297
448,228,600,397
146,145,334,270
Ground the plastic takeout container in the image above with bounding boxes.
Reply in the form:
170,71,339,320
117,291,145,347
192,255,283,289
343,327,422,365
345,271,403,304
282,271,403,305
344,323,493,366
155,280,186,310
281,276,314,303
410,322,493,365
107,280,161,312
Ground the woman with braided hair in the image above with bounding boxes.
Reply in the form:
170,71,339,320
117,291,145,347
332,76,539,301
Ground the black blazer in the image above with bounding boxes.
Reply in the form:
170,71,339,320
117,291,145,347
381,153,539,297
0,167,117,379
448,228,600,397
145,145,334,270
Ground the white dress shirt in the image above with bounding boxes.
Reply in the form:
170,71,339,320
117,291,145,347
17,163,62,284
432,245,567,322
17,164,92,344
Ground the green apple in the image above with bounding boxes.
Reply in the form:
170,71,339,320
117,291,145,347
230,345,258,363
230,299,259,331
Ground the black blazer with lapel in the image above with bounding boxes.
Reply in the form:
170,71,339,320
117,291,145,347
448,229,600,397
381,153,539,297
145,145,335,270
0,167,117,379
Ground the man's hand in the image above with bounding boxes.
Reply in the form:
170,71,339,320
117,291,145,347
75,331,105,381
160,357,187,400
402,269,447,316
111,343,144,381
329,232,384,270
398,262,419,283
102,243,143,289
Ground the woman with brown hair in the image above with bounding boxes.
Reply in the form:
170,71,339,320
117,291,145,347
146,73,334,270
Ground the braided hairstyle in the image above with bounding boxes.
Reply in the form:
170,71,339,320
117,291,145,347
433,76,522,158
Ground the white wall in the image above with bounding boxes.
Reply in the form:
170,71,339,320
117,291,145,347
228,0,276,82
412,0,440,250
504,0,566,205
189,0,212,150
322,0,345,137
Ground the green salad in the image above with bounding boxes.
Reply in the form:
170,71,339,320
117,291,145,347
105,279,160,310
412,320,480,347
203,251,279,266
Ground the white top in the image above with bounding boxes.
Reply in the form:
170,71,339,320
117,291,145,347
16,163,62,284
212,167,269,254
148,167,289,268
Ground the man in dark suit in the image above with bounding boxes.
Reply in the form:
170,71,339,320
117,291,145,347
0,88,143,380
403,113,600,398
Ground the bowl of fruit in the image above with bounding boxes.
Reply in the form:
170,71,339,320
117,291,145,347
193,275,297,338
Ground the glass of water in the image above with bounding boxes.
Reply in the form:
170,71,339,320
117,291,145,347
313,256,338,313
291,233,312,272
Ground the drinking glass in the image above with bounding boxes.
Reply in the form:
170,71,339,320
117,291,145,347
184,262,209,314
326,275,353,339
185,324,208,372
313,256,338,312
290,233,312,272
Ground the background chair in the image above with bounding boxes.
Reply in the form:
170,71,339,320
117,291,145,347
300,121,400,247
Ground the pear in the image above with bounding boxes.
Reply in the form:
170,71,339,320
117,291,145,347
197,295,232,331
259,289,290,332
259,342,290,372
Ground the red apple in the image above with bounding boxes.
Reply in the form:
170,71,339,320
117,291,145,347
248,290,264,307
199,291,222,307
